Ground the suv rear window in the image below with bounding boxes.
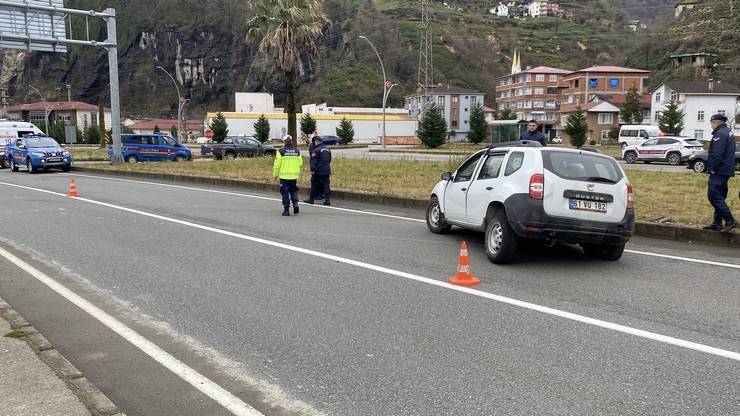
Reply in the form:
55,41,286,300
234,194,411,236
542,150,624,184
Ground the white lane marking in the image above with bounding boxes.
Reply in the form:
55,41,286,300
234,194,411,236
63,173,427,223
65,173,740,270
625,249,740,270
2,180,739,362
0,249,263,416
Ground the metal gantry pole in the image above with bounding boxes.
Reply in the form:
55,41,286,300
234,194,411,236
359,36,388,150
105,8,123,163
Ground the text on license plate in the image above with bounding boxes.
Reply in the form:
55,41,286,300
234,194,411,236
569,199,607,213
47,158,61,162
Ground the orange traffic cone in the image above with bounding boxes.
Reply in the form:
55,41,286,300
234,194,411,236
448,241,480,287
67,177,79,197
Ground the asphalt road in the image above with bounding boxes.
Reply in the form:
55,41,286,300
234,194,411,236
0,169,738,416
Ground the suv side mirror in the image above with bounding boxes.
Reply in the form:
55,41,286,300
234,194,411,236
441,172,452,181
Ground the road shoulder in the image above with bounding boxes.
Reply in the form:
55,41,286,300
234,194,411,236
0,295,122,416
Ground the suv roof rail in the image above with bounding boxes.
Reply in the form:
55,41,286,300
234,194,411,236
487,140,543,150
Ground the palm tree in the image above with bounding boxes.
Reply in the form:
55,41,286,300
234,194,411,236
247,0,328,141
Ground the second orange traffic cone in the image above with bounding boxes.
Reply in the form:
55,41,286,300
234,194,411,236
67,177,79,197
448,241,480,287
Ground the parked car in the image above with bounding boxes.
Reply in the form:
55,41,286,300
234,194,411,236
618,125,662,149
686,149,740,173
550,136,563,144
426,142,634,263
109,134,192,163
0,121,45,169
210,136,276,160
319,135,342,146
6,135,73,173
621,136,704,166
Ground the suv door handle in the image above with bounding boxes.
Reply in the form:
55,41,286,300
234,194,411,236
486,186,493,190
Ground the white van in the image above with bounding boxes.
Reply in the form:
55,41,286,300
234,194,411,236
0,121,45,168
618,125,662,148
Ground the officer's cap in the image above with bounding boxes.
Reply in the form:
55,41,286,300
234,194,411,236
710,114,728,122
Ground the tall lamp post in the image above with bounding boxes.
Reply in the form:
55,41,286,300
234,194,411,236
359,35,394,150
155,66,183,140
28,85,50,135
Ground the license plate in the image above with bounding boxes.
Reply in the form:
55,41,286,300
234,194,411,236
569,199,607,213
47,158,61,162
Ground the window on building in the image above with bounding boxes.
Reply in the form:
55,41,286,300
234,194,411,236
470,96,477,107
547,87,558,95
535,74,545,82
451,96,459,104
57,112,72,125
498,104,505,110
670,91,678,102
525,74,531,82
609,79,619,88
697,111,705,121
533,100,544,108
534,87,544,95
694,129,704,140
655,92,661,103
29,111,46,121
588,79,599,89
438,96,446,106
718,110,726,116
545,112,556,121
546,100,557,108
574,79,580,88
561,116,569,126
601,130,611,139
655,111,662,120
524,100,532,108
451,108,459,116
451,120,458,128
598,113,614,124
549,74,558,82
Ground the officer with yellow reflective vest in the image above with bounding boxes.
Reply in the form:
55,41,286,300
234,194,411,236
273,135,304,216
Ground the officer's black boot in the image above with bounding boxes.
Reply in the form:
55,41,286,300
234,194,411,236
702,222,722,231
282,207,290,217
303,199,314,204
323,199,331,206
294,205,299,215
721,219,737,234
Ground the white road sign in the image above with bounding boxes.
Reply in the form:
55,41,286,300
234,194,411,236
0,0,67,53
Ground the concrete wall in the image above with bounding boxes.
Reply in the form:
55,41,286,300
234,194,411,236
206,113,418,143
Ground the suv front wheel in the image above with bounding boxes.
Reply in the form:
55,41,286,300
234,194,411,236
426,196,451,234
582,243,625,261
485,210,519,264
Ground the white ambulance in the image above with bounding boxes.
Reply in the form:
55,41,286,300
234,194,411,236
0,121,45,168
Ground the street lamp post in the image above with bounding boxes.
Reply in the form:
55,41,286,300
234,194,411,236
155,66,183,140
28,85,50,135
359,35,392,150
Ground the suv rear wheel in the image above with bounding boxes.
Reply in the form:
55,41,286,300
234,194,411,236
485,210,519,264
582,243,625,261
667,152,681,166
624,151,638,164
426,196,451,234
126,155,139,164
225,152,236,160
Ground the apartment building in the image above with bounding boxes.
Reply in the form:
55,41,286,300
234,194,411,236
495,65,572,136
561,65,650,106
405,86,485,141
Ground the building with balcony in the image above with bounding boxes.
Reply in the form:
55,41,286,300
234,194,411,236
405,85,485,141
495,65,572,138
561,65,650,107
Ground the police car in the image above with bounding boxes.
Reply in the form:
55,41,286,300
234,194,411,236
427,141,634,264
621,136,704,166
6,135,73,173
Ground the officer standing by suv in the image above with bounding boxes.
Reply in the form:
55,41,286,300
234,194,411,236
520,120,547,146
304,136,332,206
703,114,736,233
273,135,303,216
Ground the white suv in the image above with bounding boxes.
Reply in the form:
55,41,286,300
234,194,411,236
426,142,635,264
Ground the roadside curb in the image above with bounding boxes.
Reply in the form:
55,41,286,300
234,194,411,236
71,167,740,248
0,295,124,416
368,148,474,156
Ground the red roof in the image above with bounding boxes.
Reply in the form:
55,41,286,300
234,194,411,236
520,66,572,75
6,101,107,112
483,106,496,113
130,119,203,131
573,65,650,74
558,102,602,113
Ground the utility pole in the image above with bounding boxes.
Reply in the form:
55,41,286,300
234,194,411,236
66,84,71,102
105,8,123,163
156,66,183,141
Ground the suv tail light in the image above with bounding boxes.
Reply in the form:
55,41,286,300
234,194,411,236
529,173,544,200
626,182,634,209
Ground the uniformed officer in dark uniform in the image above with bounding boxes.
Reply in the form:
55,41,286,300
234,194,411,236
519,120,547,146
703,114,736,233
